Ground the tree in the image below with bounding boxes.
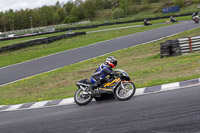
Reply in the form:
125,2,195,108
112,8,125,19
119,0,128,16
94,0,104,10
83,0,96,20
69,2,85,20
102,0,112,9
69,5,80,19
64,1,74,15
53,13,59,24
110,0,120,7
57,8,66,22
0,14,8,32
55,1,61,9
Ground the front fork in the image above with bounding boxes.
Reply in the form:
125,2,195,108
121,81,125,89
120,81,131,89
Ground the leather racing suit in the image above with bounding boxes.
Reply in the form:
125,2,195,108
90,62,112,88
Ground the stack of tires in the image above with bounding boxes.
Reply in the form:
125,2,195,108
160,39,181,58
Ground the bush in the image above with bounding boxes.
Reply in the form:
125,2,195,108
160,1,174,7
64,15,80,23
149,0,160,3
174,0,185,7
192,0,200,3
96,9,112,19
127,5,138,15
112,8,125,19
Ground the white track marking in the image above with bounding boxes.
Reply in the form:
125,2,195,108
4,104,23,111
135,88,145,96
58,98,74,105
161,82,180,91
29,101,49,109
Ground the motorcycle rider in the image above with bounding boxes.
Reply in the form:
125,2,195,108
192,13,199,23
192,13,196,19
90,56,117,93
144,19,152,26
170,16,177,23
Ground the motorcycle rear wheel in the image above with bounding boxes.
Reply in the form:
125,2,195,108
74,89,93,105
115,82,136,101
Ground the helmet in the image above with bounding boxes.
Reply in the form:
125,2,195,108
106,56,117,68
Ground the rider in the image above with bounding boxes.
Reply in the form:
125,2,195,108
170,16,177,22
90,56,117,92
144,19,152,26
192,13,196,17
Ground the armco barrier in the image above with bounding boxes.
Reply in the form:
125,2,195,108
160,35,200,58
0,32,86,53
178,36,200,53
0,26,95,41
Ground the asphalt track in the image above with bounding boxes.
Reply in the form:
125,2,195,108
0,21,200,86
0,85,200,133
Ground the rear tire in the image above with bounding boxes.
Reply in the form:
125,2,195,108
74,89,93,105
114,82,136,101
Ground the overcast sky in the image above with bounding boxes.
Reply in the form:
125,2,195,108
0,0,69,12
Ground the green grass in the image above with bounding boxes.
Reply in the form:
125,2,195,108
93,3,199,23
0,27,200,105
0,23,175,68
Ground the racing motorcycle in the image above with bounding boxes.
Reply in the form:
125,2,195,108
192,16,199,23
74,69,136,105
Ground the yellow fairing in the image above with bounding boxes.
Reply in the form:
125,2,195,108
103,78,121,88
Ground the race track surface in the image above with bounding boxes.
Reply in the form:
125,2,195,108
0,85,200,133
0,21,199,86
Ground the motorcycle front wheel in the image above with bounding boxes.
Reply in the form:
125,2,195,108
74,89,93,105
115,82,136,101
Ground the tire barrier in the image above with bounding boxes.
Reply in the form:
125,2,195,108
0,12,197,42
0,32,86,53
160,39,181,58
179,36,200,53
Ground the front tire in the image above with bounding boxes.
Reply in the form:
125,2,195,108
74,89,93,105
114,82,136,101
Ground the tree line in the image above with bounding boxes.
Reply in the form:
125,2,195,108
0,0,188,32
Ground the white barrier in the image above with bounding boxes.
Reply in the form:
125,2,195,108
178,35,200,53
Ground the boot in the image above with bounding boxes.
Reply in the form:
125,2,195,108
89,83,99,95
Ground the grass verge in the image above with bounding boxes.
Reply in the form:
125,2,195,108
0,27,200,105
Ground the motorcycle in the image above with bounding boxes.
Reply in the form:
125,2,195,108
144,20,152,26
192,16,199,23
74,69,136,105
170,18,178,23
